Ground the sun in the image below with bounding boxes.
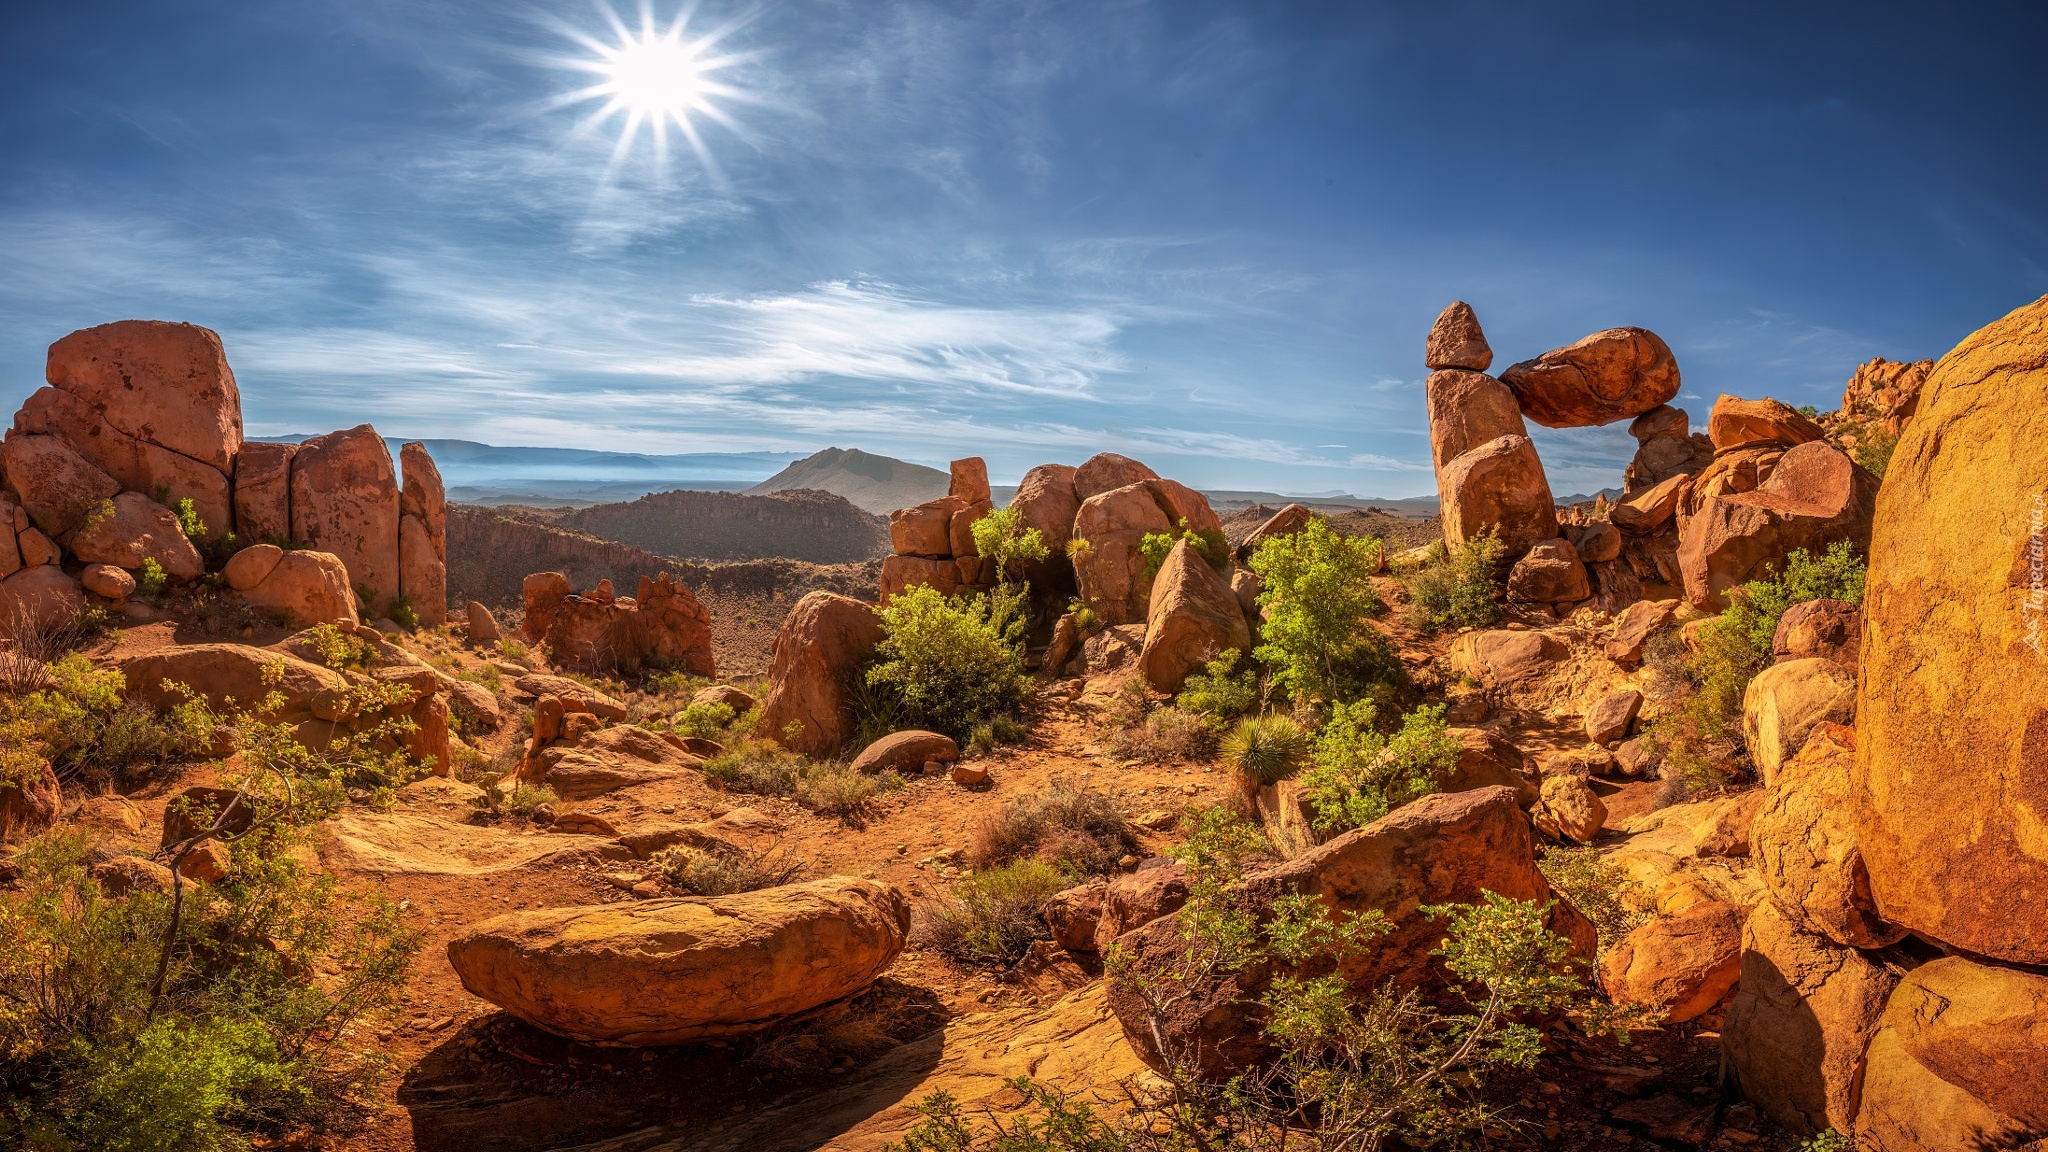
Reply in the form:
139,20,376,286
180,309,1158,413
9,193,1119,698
547,3,751,176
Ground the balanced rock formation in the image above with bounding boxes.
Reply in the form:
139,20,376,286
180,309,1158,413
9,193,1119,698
1855,292,2048,966
1500,326,1680,429
446,877,912,1045
1138,538,1250,694
1436,434,1558,557
758,591,886,757
1706,395,1825,454
1007,463,1082,594
877,457,999,600
520,572,716,678
1424,300,1493,371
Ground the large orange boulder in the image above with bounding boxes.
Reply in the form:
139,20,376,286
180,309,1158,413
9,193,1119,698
0,566,86,637
1677,441,1877,610
1437,434,1558,557
63,491,204,581
1073,452,1158,502
1854,295,2048,965
1072,481,1175,625
43,321,242,473
1854,958,2048,1148
1500,327,1680,428
0,760,61,839
290,424,401,614
757,592,885,756
1771,598,1861,667
1139,539,1250,694
949,456,991,505
1106,787,1595,1078
1424,300,1492,371
1425,369,1526,470
239,549,359,627
232,441,295,545
1706,395,1824,453
1448,628,1565,687
117,642,347,722
446,877,910,1045
1598,900,1745,1023
398,442,447,626
1722,900,1900,1136
1505,537,1590,603
1234,503,1313,563
1741,657,1856,787
1753,724,1902,949
1,432,120,538
888,496,962,557
1009,463,1080,559
12,384,234,542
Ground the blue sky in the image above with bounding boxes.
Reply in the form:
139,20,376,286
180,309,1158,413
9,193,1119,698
2,1,2044,497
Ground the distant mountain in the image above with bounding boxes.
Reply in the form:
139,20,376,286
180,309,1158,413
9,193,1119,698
1555,487,1628,506
558,488,887,564
256,437,801,507
745,448,950,515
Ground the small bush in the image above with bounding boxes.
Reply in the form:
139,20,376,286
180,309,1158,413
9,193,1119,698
701,742,803,796
864,584,1030,742
965,714,1028,756
470,777,556,821
304,623,375,672
968,779,1136,874
137,557,169,598
1175,649,1258,731
1219,713,1311,786
672,701,736,740
389,595,419,631
653,841,809,896
1537,844,1651,956
496,638,529,662
1403,529,1506,635
1297,701,1457,832
796,762,886,817
968,506,1050,590
1103,705,1211,763
0,654,215,789
922,859,1069,967
1248,518,1398,707
1138,519,1231,577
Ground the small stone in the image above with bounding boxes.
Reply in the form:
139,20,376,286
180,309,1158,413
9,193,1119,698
950,763,989,786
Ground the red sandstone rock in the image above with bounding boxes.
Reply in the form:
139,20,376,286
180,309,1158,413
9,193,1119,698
1501,327,1680,428
290,425,401,613
1678,441,1876,610
1424,300,1493,371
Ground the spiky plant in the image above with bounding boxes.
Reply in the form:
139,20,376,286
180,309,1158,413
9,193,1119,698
1220,714,1311,787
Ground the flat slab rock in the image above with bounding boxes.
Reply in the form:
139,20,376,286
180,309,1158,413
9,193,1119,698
318,811,625,877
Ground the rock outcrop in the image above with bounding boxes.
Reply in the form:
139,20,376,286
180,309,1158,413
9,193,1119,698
1424,300,1493,372
758,591,886,757
1138,539,1250,694
1854,958,2048,1148
446,877,911,1045
398,442,448,627
1677,441,1877,610
291,425,401,614
1752,724,1902,949
519,572,716,678
1741,657,1856,787
1436,434,1558,557
1598,900,1744,1023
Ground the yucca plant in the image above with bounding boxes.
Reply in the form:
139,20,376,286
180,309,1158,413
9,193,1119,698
1220,713,1311,788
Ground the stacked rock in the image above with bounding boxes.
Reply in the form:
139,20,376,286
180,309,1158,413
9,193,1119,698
0,321,450,632
519,571,716,678
878,457,996,602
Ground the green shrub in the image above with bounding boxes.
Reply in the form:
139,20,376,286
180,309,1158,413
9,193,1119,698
795,762,887,817
864,584,1030,742
1297,701,1457,832
1797,1131,1854,1152
1103,704,1210,763
1247,519,1398,707
469,779,555,821
1218,713,1310,786
967,506,1050,590
1138,519,1230,577
0,654,214,789
1853,427,1898,478
672,701,736,740
1175,649,1258,730
965,714,1027,756
922,859,1069,967
388,595,419,631
1403,529,1506,634
654,841,809,896
968,779,1136,874
701,742,804,796
1537,844,1651,956
137,557,168,598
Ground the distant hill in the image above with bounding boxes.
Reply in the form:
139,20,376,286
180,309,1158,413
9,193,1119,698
256,437,799,507
555,488,887,564
745,448,950,515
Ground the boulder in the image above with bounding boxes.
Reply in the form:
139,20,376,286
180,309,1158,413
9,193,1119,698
42,320,242,474
1437,434,1559,557
1855,958,2048,1148
161,785,259,847
1448,629,1566,688
72,795,144,836
445,680,501,731
1425,369,1527,470
521,572,571,642
1608,473,1691,535
16,528,57,568
1229,568,1261,617
1532,773,1606,843
398,514,446,627
1092,862,1192,952
1499,327,1680,429
1754,724,1902,951
90,856,175,896
1679,444,1783,521
690,684,756,713
1139,540,1250,694
1071,482,1175,625
0,565,87,637
1722,900,1899,1136
522,574,715,677
1505,537,1590,603
1073,453,1158,503
1,432,120,538
1625,431,1715,492
446,877,911,1045
398,442,446,552
1678,441,1877,611
626,574,716,677
64,491,204,581
1606,598,1678,664
528,725,698,800
1607,797,1767,916
466,600,502,643
1007,463,1081,589
222,543,283,591
80,563,134,601
1598,901,1744,1023
1043,880,1107,952
850,730,959,774
290,424,401,613
1105,788,1594,1078
1564,520,1622,564
1442,727,1540,808
1707,395,1825,453
1585,688,1642,745
878,554,961,603
13,383,234,541
239,549,358,628
1741,657,1855,787
1423,300,1492,371
889,496,962,558
231,440,295,545
1144,477,1223,538
1629,404,1690,442
0,760,61,839
118,643,346,722
948,500,991,561
757,592,885,757
1772,598,1860,668
1235,503,1313,563
949,457,991,506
